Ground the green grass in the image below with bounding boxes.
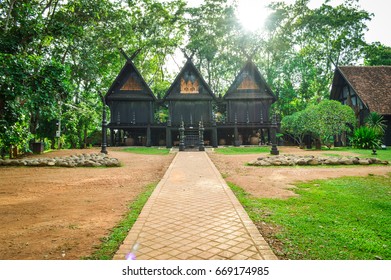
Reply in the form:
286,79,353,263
122,147,170,155
83,183,157,260
229,174,391,260
214,146,271,155
319,147,391,161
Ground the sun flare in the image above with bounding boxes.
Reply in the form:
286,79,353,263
237,0,271,32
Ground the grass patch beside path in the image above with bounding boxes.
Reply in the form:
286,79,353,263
84,183,157,260
214,146,270,155
122,147,170,155
229,174,391,260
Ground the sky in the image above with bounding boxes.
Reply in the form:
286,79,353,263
188,0,391,46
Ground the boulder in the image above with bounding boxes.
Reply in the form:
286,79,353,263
308,159,319,165
358,159,370,165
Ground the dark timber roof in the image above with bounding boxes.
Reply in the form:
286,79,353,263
224,60,277,101
331,66,391,115
105,59,156,102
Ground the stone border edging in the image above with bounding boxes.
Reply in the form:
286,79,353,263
0,153,121,168
249,154,389,167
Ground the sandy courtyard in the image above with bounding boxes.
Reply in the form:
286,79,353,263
1,146,389,259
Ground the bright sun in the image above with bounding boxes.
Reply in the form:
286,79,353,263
236,0,271,32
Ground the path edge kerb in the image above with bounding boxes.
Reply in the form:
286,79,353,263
204,152,278,260
113,152,180,260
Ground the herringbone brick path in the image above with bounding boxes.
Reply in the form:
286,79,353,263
114,152,277,260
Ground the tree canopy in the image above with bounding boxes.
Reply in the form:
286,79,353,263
0,0,386,154
282,100,356,148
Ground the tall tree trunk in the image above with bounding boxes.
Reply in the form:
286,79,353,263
83,124,87,149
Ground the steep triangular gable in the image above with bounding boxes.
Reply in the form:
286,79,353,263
163,59,216,101
105,60,155,101
224,60,276,101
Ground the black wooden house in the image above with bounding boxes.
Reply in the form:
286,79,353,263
162,58,218,148
220,60,277,146
104,57,279,152
105,59,155,146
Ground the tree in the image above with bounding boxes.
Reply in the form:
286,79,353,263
364,42,391,66
0,0,186,152
282,100,356,149
263,0,372,117
305,100,356,148
185,0,245,96
281,110,307,147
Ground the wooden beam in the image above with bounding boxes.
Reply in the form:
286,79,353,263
119,48,142,61
181,48,190,60
119,48,130,60
130,48,142,60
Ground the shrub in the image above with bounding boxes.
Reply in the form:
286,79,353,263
365,112,387,136
351,126,382,149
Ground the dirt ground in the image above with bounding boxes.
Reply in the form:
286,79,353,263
1,146,390,260
0,148,174,260
209,147,391,199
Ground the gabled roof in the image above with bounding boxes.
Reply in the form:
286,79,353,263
224,60,277,101
105,59,156,102
163,58,216,101
331,66,391,115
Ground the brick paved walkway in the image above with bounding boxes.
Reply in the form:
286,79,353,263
114,152,277,260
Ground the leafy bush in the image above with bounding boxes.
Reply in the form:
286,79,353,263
351,126,382,149
365,112,387,136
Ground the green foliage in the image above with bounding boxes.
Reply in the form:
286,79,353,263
365,112,387,136
154,107,169,124
306,100,356,147
282,100,356,147
0,0,186,153
364,42,391,66
229,174,391,260
351,126,382,149
185,0,243,95
281,110,307,146
263,0,371,117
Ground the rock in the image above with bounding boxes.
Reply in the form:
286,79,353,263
259,160,271,166
0,153,121,168
30,161,39,166
324,158,339,165
358,159,370,165
339,157,353,165
295,158,308,165
308,159,319,165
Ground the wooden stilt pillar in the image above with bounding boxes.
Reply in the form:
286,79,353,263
146,124,151,147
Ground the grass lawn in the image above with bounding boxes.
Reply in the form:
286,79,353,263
340,147,391,161
214,146,271,155
229,174,391,260
122,147,170,155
